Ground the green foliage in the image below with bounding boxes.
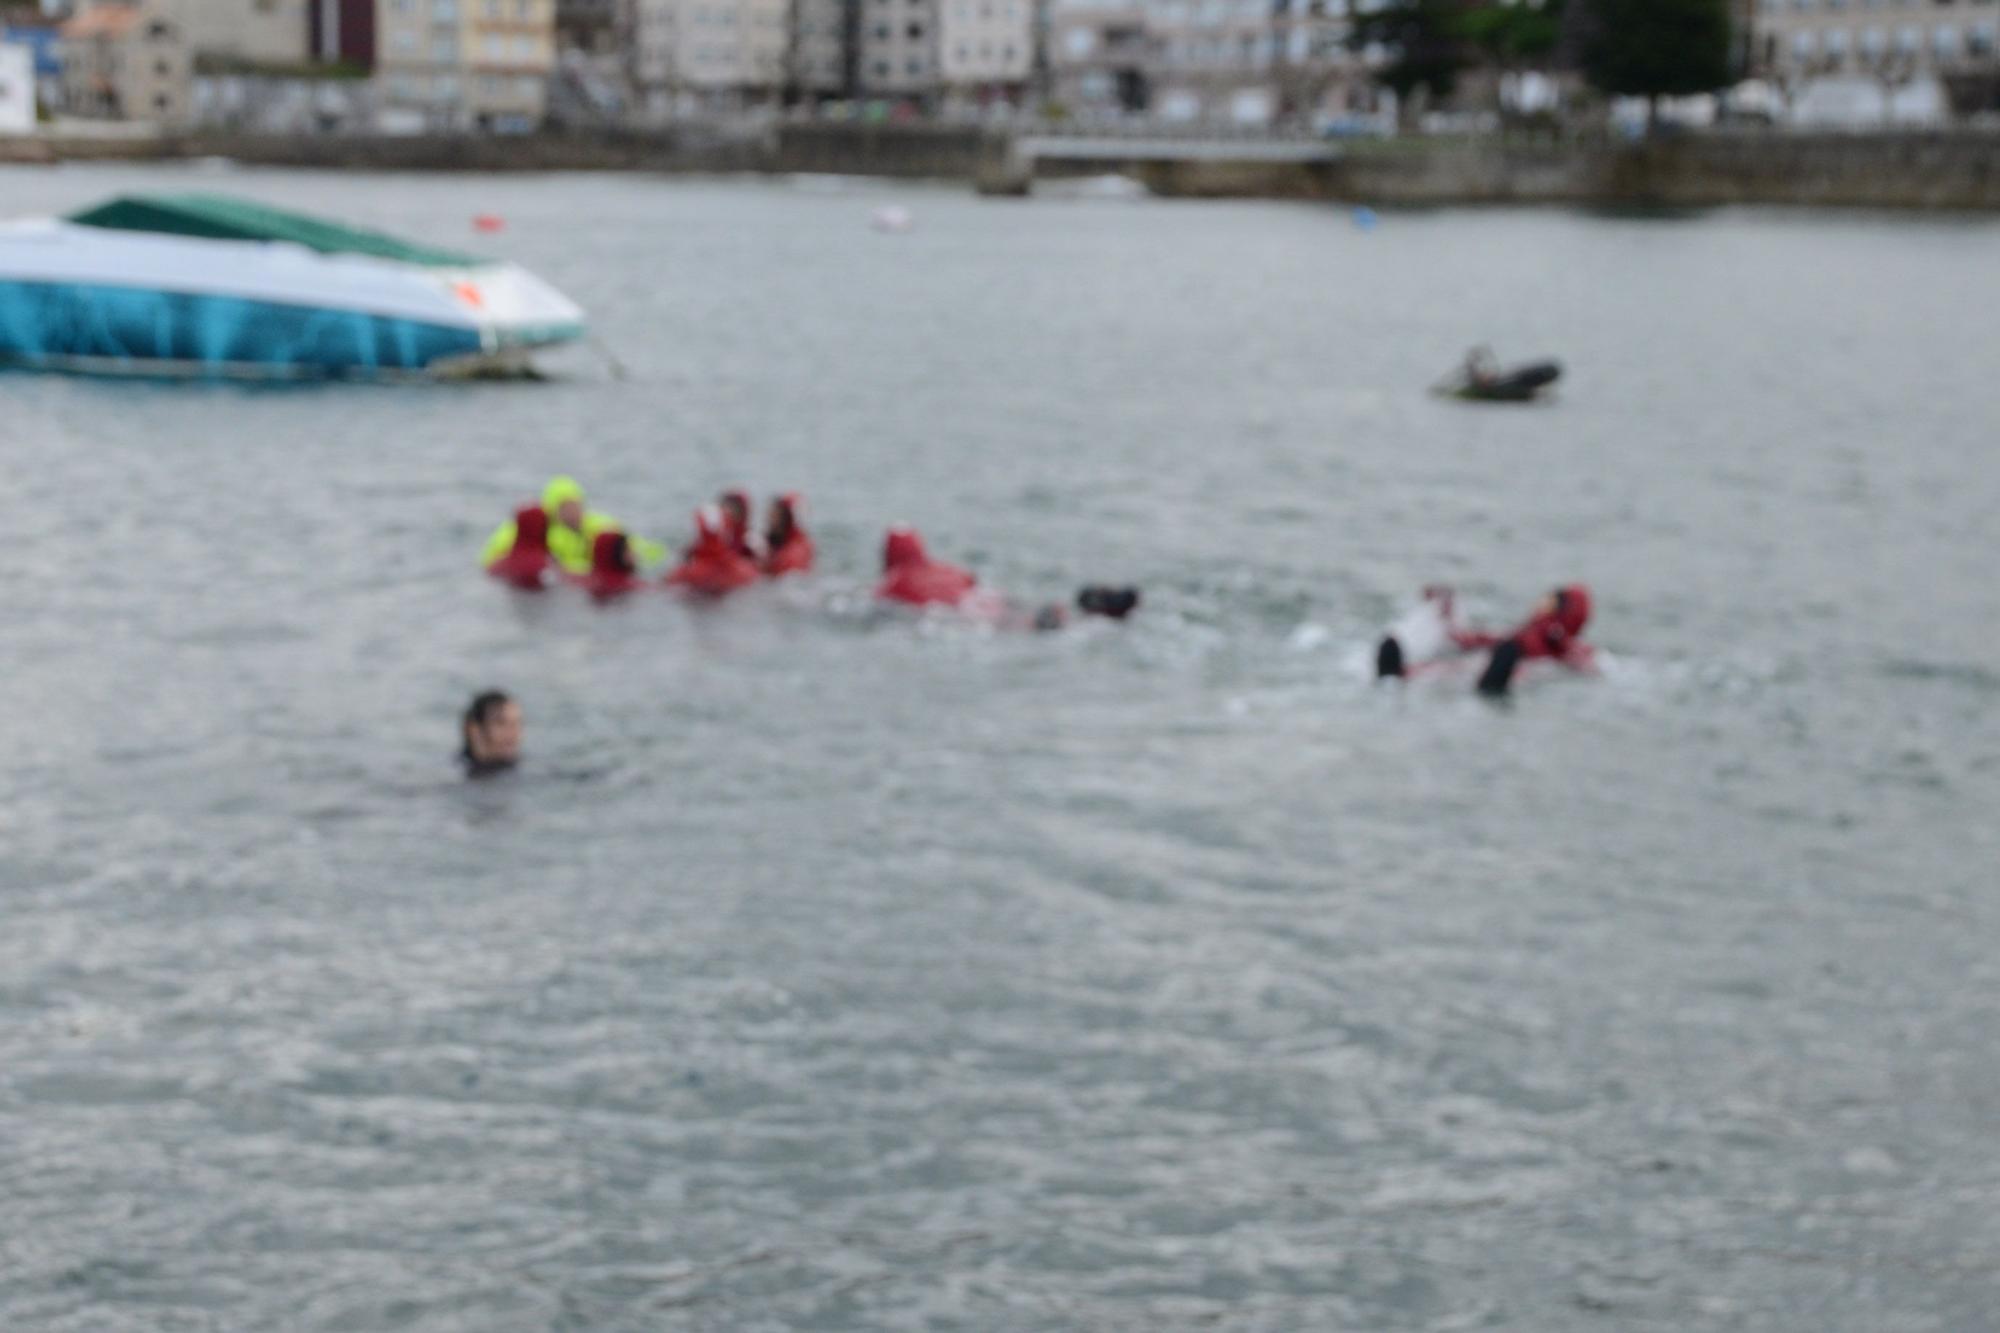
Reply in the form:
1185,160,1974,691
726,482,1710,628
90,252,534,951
1580,0,1732,99
1348,0,1475,104
1460,0,1565,64
1352,0,1567,103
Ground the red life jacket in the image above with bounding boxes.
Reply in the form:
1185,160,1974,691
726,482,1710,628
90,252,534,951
762,493,814,577
485,504,552,589
666,506,761,596
875,527,978,607
1512,584,1594,663
571,530,644,600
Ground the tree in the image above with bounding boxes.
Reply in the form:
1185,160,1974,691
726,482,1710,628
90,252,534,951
1578,0,1732,123
1348,0,1477,123
1460,0,1565,69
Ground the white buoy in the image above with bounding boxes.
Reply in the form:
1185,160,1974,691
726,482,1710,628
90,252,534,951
871,205,914,234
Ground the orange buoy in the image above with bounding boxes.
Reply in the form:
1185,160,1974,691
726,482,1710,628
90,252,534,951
473,214,506,233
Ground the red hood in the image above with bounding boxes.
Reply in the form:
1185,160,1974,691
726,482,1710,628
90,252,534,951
719,490,752,543
883,527,929,570
591,530,634,576
877,527,977,607
513,505,550,553
1554,584,1591,636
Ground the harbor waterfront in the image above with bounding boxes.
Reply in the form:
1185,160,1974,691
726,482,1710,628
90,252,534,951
2,166,1998,1330
9,123,2000,210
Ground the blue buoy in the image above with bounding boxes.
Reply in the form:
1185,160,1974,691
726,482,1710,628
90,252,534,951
1353,205,1379,231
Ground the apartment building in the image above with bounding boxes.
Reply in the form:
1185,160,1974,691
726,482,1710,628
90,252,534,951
60,2,192,120
1753,0,2000,78
376,0,554,127
630,0,787,111
856,0,934,95
1051,0,1360,122
937,0,1030,95
155,0,313,64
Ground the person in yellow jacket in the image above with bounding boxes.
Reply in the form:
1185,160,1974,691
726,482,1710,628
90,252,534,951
482,476,663,576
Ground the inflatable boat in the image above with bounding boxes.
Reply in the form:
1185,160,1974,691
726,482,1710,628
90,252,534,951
0,194,585,380
1436,349,1562,403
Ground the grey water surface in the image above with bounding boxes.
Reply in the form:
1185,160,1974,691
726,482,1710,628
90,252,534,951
2,165,1998,1331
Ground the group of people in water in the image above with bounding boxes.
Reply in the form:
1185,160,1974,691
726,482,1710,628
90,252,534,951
481,475,1143,631
463,476,1597,772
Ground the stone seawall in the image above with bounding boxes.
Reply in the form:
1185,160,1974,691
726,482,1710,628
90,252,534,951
6,123,2000,211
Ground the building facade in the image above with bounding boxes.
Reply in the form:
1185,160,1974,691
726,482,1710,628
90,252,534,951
630,0,787,112
937,0,1030,97
1752,0,2000,80
1051,0,1362,122
157,0,314,65
60,4,192,120
856,0,934,95
376,0,554,127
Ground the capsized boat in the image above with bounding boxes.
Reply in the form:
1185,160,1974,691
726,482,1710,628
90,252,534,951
0,193,585,380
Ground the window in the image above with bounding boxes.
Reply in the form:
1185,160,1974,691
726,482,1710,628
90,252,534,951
154,57,169,73
435,73,459,96
434,0,458,18
393,30,418,50
515,0,530,15
907,20,923,35
514,34,534,56
1933,22,1959,51
154,92,169,108
147,19,172,35
1896,22,1921,47
1862,24,1887,51
483,0,499,16
872,58,888,74
435,35,458,58
1972,22,1998,52
1790,28,1816,53
905,55,922,72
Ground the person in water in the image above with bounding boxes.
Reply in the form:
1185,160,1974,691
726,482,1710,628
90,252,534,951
574,530,646,600
717,490,758,561
484,504,552,589
1377,583,1595,696
1464,345,1499,391
876,527,1140,630
666,504,762,596
461,689,522,774
761,493,813,577
482,476,662,578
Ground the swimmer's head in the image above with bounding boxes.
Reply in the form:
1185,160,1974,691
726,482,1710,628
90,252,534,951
1552,585,1591,636
462,689,521,772
718,490,751,535
593,530,635,575
1076,585,1140,620
767,493,801,545
543,476,586,532
882,527,927,571
514,505,549,552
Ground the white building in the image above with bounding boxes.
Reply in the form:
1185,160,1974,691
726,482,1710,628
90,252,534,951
857,0,935,96
154,0,313,65
937,0,1031,97
376,0,556,129
0,41,32,131
1752,0,1999,82
1051,0,1363,123
630,0,788,112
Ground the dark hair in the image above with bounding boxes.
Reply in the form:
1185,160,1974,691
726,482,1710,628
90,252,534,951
1076,585,1141,620
461,689,512,763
